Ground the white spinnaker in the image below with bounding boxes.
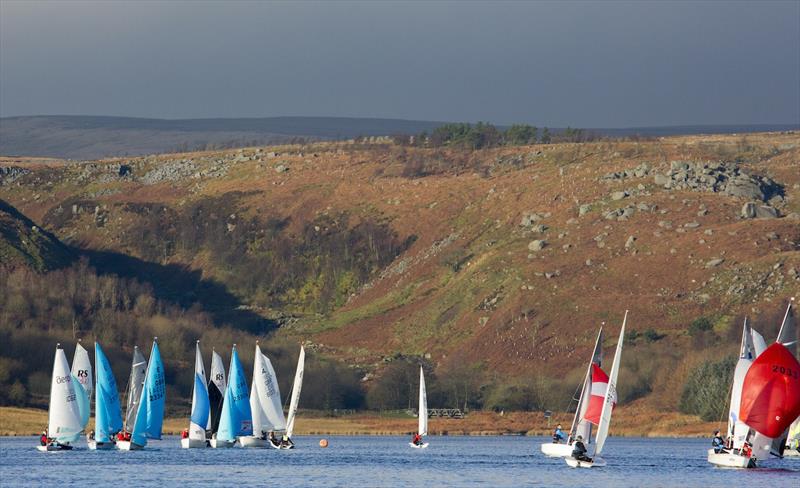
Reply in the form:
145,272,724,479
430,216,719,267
49,346,84,443
593,312,626,457
729,320,759,448
71,342,93,401
285,346,305,438
418,366,428,436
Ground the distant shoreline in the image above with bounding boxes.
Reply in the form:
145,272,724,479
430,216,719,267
0,406,717,438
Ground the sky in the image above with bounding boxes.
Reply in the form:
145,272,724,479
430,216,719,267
1,0,798,127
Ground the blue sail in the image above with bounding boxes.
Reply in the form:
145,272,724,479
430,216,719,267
95,342,123,443
190,372,210,428
72,373,90,429
131,341,166,447
216,346,252,441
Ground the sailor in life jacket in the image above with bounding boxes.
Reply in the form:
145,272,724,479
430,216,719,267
552,424,566,443
711,430,726,454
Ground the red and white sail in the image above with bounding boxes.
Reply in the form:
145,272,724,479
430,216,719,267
583,364,613,426
739,342,800,438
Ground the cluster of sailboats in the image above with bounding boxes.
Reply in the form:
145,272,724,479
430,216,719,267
541,301,800,469
38,339,306,452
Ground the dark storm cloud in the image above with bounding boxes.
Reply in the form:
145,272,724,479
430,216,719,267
1,0,798,127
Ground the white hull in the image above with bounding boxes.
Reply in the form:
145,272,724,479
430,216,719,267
238,436,267,448
87,440,115,450
409,442,429,449
783,449,800,457
36,444,72,452
181,437,208,449
209,438,235,448
540,442,573,458
115,440,144,451
269,439,294,449
707,449,755,468
565,456,606,468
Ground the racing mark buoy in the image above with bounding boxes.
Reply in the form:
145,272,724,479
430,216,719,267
319,439,329,448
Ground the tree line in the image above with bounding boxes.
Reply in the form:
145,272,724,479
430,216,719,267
392,123,597,150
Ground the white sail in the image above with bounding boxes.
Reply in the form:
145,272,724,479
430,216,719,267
48,346,84,443
729,319,760,449
188,342,210,441
250,344,286,434
285,346,305,438
71,342,93,401
418,366,428,436
593,312,626,457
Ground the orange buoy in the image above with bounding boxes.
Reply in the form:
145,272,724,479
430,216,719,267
319,439,329,448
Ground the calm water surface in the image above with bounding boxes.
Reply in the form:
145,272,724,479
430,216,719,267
1,436,798,487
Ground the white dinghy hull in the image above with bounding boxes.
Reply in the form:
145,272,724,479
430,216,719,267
784,449,800,457
115,440,144,451
36,444,73,452
540,442,573,458
180,438,208,449
87,440,115,450
565,456,605,468
238,436,267,448
409,442,429,449
707,449,755,468
209,438,235,448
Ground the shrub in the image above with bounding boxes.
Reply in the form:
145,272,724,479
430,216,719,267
679,355,736,421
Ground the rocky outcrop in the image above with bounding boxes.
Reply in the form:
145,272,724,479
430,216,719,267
652,161,780,201
741,202,780,219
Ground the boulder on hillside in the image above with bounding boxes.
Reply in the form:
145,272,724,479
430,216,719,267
741,202,779,219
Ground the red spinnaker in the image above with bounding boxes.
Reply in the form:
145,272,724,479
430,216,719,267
583,364,611,426
739,343,800,438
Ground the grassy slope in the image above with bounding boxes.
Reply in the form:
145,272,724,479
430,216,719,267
1,132,799,411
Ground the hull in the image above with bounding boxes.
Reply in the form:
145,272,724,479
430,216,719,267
707,449,755,468
409,442,429,449
269,439,295,450
238,436,267,448
209,438,235,448
783,449,800,457
115,440,144,451
181,438,208,449
87,440,115,450
540,442,573,458
565,456,606,468
36,444,73,452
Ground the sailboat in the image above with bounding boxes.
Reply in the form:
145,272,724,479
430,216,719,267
241,342,285,448
786,418,800,457
181,341,210,448
409,366,429,449
541,327,603,457
37,345,84,451
71,340,92,437
121,345,147,441
709,299,800,468
273,345,305,450
117,339,166,450
565,311,626,468
207,348,227,441
212,344,252,448
89,342,123,450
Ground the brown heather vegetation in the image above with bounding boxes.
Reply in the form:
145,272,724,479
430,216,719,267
0,131,798,428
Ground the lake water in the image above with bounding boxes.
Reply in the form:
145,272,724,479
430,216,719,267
1,436,798,487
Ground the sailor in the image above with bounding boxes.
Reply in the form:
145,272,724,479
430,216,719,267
87,430,95,442
552,424,566,443
40,430,48,447
269,431,278,446
260,431,267,441
412,433,423,446
181,429,189,440
711,430,726,454
741,441,752,458
571,435,592,463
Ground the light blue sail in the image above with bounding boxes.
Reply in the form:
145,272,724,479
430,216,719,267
216,346,252,441
72,373,90,429
131,341,166,447
95,342,123,443
190,372,210,428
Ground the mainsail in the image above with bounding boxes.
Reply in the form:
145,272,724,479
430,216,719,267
71,341,92,431
94,342,123,443
250,343,286,434
593,311,626,457
570,327,603,443
124,346,147,431
47,345,84,443
728,319,762,449
418,366,428,437
188,341,210,442
130,340,166,447
217,345,253,441
208,349,226,434
286,346,306,438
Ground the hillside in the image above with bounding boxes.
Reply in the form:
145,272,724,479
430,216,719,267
0,132,798,416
